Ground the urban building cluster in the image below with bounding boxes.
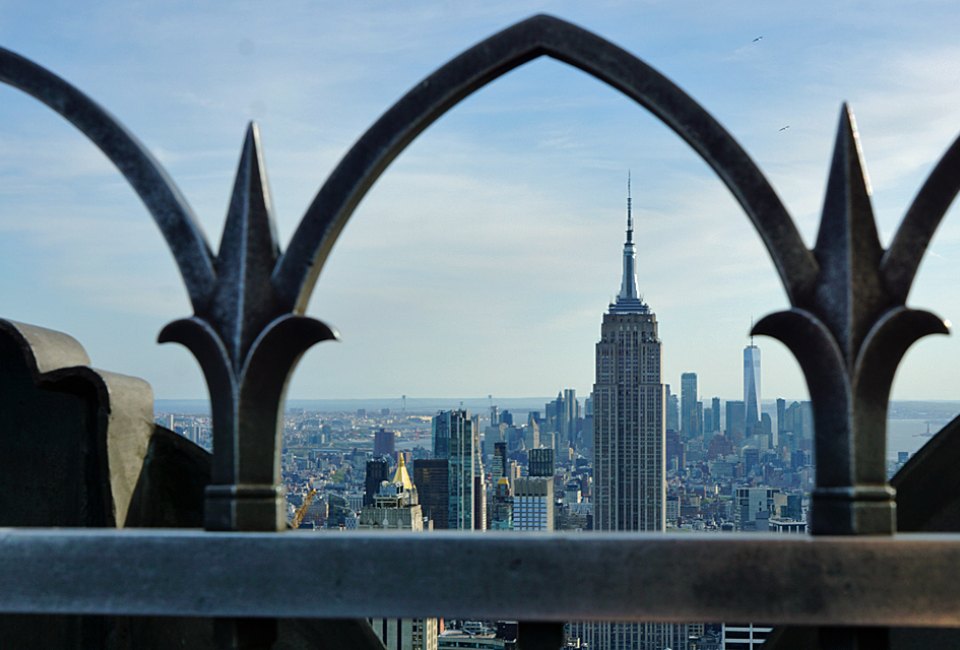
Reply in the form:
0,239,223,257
155,184,915,650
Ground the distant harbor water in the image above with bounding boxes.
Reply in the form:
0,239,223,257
155,398,958,461
887,418,951,460
156,396,552,416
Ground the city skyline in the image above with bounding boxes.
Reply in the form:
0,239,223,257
1,3,959,401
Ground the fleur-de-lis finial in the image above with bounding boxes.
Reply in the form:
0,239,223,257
756,105,949,535
211,123,283,372
812,105,887,364
160,124,338,532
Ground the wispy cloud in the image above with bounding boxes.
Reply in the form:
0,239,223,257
0,1,958,400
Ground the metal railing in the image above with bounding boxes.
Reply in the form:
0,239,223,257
2,13,960,650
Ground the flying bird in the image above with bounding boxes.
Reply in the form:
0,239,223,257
779,125,790,132
753,36,763,42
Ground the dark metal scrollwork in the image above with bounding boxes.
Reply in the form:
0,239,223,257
2,15,959,550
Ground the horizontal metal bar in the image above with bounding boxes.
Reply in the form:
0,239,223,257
1,528,958,626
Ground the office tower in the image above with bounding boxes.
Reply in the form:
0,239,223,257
726,400,746,442
484,421,506,458
364,459,389,507
492,442,507,482
373,428,396,458
785,493,804,521
529,448,555,477
358,455,423,531
490,478,513,530
474,474,487,531
545,393,561,429
432,410,475,530
743,447,760,477
782,401,813,444
472,413,483,489
593,182,664,533
370,618,439,650
544,390,580,451
413,459,448,529
761,413,774,446
521,424,539,451
711,397,722,433
776,398,786,437
744,343,762,437
722,623,772,650
562,388,580,449
581,413,594,462
665,429,683,472
362,458,439,650
680,372,699,438
512,476,554,531
538,430,555,452
664,384,679,432
735,487,781,532
579,178,687,650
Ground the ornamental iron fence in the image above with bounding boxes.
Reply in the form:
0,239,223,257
1,13,959,650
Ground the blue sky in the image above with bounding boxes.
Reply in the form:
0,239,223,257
0,1,959,402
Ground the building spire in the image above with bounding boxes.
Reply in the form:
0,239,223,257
612,171,648,313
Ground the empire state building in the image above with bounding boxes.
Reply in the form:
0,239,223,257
575,182,689,650
593,179,664,532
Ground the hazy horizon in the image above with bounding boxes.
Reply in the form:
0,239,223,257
155,396,960,415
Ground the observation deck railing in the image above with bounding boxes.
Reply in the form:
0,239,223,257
1,14,960,650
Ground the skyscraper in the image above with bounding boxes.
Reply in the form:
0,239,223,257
512,476,554,531
373,428,396,458
776,397,786,438
578,179,687,650
680,372,699,438
364,459,389,507
491,441,507,482
490,477,513,530
726,400,746,443
361,458,439,650
432,410,476,530
711,396,722,434
743,343,762,437
358,455,423,531
561,388,580,449
664,384,679,432
528,448,555,478
593,179,664,532
413,459,448,529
